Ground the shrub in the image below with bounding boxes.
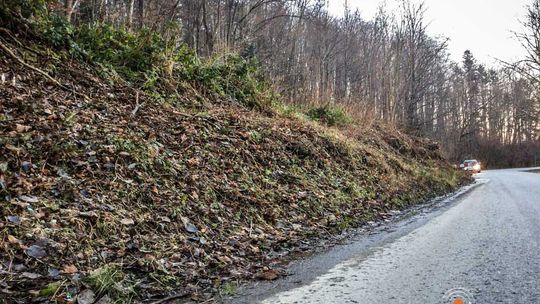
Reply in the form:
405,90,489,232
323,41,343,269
307,104,351,127
26,16,274,108
0,0,51,19
40,13,75,48
194,54,273,108
75,24,166,81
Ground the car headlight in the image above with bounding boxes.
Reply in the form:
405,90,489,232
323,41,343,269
473,164,480,170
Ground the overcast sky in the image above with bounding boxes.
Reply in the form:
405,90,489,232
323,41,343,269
328,0,531,65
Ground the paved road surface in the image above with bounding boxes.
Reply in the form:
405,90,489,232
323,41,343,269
249,169,540,304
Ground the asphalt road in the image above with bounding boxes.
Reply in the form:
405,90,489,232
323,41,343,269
248,169,540,304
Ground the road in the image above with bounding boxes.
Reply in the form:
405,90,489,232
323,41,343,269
237,169,540,304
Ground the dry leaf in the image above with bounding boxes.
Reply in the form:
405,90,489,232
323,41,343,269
25,245,47,259
21,272,41,279
7,235,20,244
34,211,46,219
19,195,39,203
121,218,135,225
77,289,96,304
15,124,31,133
187,157,201,166
217,256,232,264
63,264,78,274
255,269,280,281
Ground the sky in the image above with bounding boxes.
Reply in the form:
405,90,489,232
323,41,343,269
328,0,531,65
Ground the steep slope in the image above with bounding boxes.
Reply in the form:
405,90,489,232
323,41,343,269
0,27,468,303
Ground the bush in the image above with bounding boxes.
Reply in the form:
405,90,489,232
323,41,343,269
40,13,75,48
0,0,51,19
193,54,273,108
307,104,351,127
73,24,273,107
29,17,274,108
75,24,167,81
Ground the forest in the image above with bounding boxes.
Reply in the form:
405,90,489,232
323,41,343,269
44,0,540,168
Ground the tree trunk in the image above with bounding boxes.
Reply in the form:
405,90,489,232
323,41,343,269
137,0,144,29
65,0,74,21
127,0,135,29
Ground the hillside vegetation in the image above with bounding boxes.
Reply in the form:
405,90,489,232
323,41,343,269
0,9,468,303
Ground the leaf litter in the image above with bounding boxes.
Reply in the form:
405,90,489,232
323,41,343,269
0,28,471,303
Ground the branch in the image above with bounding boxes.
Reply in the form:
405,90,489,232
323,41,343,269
0,40,64,87
0,39,89,100
131,91,144,116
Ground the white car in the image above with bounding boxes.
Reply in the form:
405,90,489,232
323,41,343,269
460,159,481,173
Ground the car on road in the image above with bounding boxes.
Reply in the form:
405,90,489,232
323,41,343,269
460,159,481,173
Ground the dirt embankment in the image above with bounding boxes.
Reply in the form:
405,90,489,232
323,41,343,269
0,28,469,303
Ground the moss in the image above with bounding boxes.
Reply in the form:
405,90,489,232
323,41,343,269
39,282,61,297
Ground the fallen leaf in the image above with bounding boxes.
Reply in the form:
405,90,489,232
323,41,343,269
7,215,21,225
77,289,96,304
15,124,31,133
25,245,47,259
181,217,198,233
48,268,60,278
95,294,113,304
19,195,39,203
62,264,78,274
121,218,134,225
255,269,280,281
21,272,41,279
13,264,27,272
217,256,232,264
78,211,98,218
5,144,21,153
185,222,198,233
7,235,20,244
187,157,201,166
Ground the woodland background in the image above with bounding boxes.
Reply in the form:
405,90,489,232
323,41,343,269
9,0,540,167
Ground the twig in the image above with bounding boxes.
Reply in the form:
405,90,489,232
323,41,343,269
0,27,40,56
0,40,65,87
149,291,190,304
132,91,144,116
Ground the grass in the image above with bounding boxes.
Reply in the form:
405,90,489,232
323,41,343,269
85,266,136,303
220,282,238,296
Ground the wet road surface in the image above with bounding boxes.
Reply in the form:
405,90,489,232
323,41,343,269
235,168,540,304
